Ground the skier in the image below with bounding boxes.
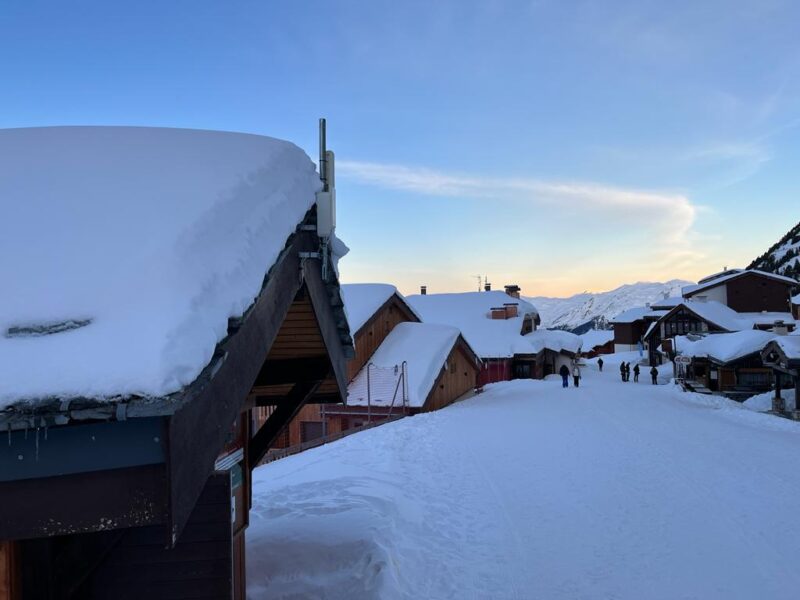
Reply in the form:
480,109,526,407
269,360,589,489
650,366,659,385
573,364,581,388
559,364,570,388
633,364,640,383
597,357,604,372
619,361,626,382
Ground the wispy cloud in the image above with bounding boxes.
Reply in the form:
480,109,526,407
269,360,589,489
338,159,699,248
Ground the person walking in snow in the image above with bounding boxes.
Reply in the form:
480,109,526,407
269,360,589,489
619,361,626,382
573,364,581,388
633,364,640,383
559,364,570,388
597,357,604,372
650,366,659,385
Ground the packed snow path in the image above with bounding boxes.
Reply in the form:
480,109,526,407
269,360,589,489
248,361,800,599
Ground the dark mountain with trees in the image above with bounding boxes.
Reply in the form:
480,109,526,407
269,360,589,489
748,221,800,281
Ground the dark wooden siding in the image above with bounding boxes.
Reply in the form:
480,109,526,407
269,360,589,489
726,274,792,313
613,322,647,345
0,542,18,600
478,359,512,386
77,472,233,600
424,342,479,412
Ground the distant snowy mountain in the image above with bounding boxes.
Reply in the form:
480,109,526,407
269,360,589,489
748,221,800,281
526,280,691,333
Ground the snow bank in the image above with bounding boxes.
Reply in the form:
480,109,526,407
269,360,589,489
407,291,537,358
0,126,320,406
347,322,461,407
744,389,796,412
248,371,800,599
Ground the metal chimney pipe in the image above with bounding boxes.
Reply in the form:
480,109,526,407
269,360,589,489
420,285,427,295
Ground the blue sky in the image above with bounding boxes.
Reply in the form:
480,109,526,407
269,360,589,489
2,0,799,296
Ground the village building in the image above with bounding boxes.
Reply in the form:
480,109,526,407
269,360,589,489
324,322,481,427
407,288,541,384
523,329,583,376
578,329,615,357
671,330,790,399
0,126,353,599
681,268,797,313
269,283,421,449
610,306,668,354
761,335,800,416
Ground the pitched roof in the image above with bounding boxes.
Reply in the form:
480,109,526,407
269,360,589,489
610,307,667,324
340,283,420,335
682,269,797,297
525,329,582,355
0,126,321,407
578,329,614,349
407,291,538,358
347,322,471,408
676,330,778,364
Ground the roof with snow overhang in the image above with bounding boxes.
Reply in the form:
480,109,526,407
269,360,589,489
675,330,778,364
407,291,538,359
682,269,797,298
341,283,421,335
0,126,325,408
346,322,475,408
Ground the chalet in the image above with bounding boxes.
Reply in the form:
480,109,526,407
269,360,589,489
578,329,614,358
0,125,353,599
673,330,789,399
681,268,796,313
761,335,800,416
643,300,796,366
325,322,481,425
407,289,540,385
610,306,668,354
271,283,421,448
524,329,583,377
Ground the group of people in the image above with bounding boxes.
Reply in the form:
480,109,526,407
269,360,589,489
559,357,660,389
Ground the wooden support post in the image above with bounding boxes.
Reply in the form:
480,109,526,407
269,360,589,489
773,369,785,413
249,379,323,468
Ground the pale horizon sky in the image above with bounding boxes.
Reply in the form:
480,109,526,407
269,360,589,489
2,1,799,297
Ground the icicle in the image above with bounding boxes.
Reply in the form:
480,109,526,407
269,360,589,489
35,427,40,461
7,424,11,447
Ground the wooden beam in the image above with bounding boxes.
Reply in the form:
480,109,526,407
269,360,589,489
253,357,332,387
249,379,323,468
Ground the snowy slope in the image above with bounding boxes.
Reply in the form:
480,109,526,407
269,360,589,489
749,221,800,280
247,371,800,599
526,279,691,332
0,126,320,406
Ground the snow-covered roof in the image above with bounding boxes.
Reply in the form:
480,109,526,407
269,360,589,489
792,293,800,305
525,329,582,355
740,312,796,327
578,329,614,350
771,336,800,361
676,330,777,364
683,269,797,297
678,300,753,332
0,126,321,407
341,283,419,335
650,296,684,310
407,291,538,358
610,307,667,324
347,322,464,408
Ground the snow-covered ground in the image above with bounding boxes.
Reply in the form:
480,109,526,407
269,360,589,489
247,364,800,599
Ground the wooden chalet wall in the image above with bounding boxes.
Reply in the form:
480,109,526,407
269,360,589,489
0,542,17,600
423,341,479,412
614,322,648,346
726,275,792,313
478,359,512,386
347,294,420,381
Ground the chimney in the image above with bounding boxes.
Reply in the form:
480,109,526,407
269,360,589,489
504,284,521,298
484,282,492,292
420,285,427,296
773,320,789,336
